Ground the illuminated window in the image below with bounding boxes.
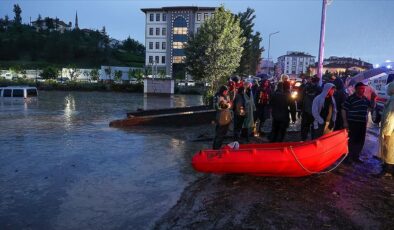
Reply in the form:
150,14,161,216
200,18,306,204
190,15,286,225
173,27,187,35
173,56,186,63
172,42,185,49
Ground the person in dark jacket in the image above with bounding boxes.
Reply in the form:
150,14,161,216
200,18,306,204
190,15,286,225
331,77,347,130
233,86,246,141
269,81,296,142
256,79,272,135
298,76,321,141
212,85,232,149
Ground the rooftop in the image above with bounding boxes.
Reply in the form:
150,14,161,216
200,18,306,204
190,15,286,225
141,6,217,13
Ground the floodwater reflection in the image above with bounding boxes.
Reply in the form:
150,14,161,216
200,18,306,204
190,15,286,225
0,91,206,230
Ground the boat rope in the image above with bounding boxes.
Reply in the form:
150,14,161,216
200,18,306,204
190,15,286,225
289,146,348,175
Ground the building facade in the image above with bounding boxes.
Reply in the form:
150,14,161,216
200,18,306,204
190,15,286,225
309,56,373,76
277,51,315,77
31,17,72,33
141,6,217,79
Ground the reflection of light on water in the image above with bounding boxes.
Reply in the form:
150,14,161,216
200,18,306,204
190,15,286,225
64,95,76,129
169,138,184,150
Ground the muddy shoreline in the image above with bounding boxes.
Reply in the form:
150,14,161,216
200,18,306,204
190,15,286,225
155,126,394,229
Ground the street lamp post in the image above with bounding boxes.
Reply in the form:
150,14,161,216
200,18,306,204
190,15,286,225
317,0,332,86
267,31,279,76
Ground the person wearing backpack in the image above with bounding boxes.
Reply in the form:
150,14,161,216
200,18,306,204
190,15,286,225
299,76,322,141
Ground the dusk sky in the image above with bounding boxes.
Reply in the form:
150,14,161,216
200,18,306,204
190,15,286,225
1,0,393,65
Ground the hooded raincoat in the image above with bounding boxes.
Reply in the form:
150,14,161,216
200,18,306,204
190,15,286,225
312,83,337,130
378,82,394,164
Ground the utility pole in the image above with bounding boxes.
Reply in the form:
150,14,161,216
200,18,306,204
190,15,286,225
267,31,279,76
317,0,332,86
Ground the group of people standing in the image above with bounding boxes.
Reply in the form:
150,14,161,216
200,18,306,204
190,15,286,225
212,74,394,177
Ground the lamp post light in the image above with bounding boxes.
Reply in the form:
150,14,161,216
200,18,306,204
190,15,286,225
317,0,332,86
267,31,279,76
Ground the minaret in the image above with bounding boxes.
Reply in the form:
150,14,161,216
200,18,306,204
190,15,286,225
75,11,79,29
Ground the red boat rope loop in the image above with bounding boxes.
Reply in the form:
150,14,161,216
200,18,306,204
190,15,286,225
289,146,348,175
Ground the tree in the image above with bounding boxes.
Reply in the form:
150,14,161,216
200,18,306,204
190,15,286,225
185,6,245,99
104,66,112,81
114,70,122,82
41,66,58,79
134,69,144,83
13,4,22,25
36,14,43,29
236,8,263,76
90,69,99,82
67,65,80,81
128,68,135,81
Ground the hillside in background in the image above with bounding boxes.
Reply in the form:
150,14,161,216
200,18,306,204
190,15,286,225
0,21,145,69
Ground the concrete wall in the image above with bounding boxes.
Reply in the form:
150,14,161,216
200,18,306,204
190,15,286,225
144,78,174,95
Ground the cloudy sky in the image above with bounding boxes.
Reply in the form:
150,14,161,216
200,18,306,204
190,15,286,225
1,0,393,65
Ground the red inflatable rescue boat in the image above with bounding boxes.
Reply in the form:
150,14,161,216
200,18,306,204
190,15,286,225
192,129,348,177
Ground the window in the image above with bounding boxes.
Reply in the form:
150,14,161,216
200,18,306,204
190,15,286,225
173,56,185,63
162,42,166,50
162,13,166,21
196,27,200,33
27,89,37,97
149,56,153,63
155,42,159,49
172,42,185,49
162,28,166,36
149,28,153,35
156,28,160,35
197,13,201,21
149,42,153,49
156,13,160,21
173,27,187,35
162,56,165,64
211,13,215,17
155,56,159,64
3,89,12,97
204,13,209,20
149,14,154,21
13,89,24,97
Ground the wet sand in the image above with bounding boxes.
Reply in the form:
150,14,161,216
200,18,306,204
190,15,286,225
155,125,394,229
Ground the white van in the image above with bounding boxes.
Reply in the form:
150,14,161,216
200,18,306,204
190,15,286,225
0,86,38,99
368,71,394,123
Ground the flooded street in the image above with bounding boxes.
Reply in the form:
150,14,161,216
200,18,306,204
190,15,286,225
0,91,209,230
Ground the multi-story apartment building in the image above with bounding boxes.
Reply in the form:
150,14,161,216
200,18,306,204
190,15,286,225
277,51,315,77
323,56,373,69
141,6,217,78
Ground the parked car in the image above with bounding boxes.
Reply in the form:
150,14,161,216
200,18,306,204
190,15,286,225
367,71,394,123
